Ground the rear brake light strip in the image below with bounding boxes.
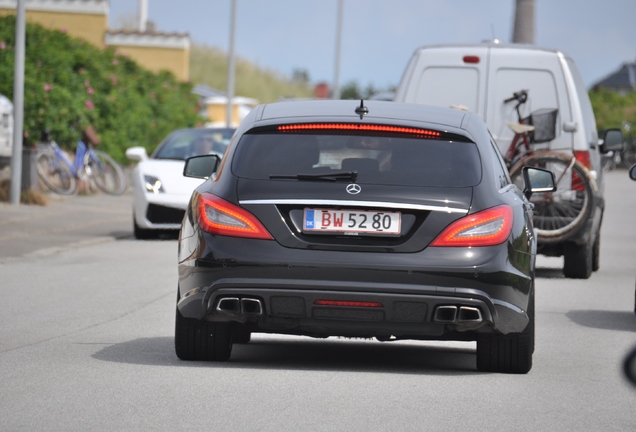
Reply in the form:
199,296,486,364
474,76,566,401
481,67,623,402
277,124,441,137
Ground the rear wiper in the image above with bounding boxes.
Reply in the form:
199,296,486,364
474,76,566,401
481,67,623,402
270,171,358,182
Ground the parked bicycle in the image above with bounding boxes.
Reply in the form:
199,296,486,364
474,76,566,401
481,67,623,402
35,131,127,195
601,136,636,172
503,90,594,243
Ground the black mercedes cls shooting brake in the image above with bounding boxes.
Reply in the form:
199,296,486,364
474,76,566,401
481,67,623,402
175,99,555,374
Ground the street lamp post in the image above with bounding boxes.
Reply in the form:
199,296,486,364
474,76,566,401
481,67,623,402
226,0,236,128
332,0,343,100
10,0,26,206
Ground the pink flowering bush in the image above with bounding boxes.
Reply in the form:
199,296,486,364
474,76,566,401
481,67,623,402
0,15,199,162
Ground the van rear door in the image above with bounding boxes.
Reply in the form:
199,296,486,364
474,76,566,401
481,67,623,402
397,46,488,116
485,47,571,154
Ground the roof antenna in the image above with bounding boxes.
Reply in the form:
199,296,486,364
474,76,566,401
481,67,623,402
355,99,368,119
489,23,501,44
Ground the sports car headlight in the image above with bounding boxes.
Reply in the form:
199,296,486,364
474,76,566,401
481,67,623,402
144,175,164,193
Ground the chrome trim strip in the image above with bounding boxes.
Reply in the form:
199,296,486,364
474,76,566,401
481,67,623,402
239,199,468,214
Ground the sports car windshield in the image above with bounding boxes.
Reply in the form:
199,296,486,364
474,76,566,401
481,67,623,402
232,133,482,187
153,128,235,160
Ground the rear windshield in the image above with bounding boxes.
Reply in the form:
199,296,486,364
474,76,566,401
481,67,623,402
232,133,481,187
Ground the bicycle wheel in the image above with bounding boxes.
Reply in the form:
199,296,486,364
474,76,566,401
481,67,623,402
622,149,636,169
35,149,76,195
509,152,593,243
85,150,127,195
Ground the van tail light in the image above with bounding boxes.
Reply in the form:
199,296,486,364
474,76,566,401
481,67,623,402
197,193,273,240
430,205,513,247
463,55,480,64
572,151,591,191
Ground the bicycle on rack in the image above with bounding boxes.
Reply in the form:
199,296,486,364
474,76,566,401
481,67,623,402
502,90,594,244
35,131,127,195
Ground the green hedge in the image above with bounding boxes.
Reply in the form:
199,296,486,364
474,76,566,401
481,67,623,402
589,88,636,142
0,15,200,162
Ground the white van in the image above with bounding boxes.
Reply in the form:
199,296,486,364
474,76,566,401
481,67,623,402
394,41,620,279
0,94,13,158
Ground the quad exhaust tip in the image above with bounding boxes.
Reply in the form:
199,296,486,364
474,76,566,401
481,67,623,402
216,297,263,315
240,298,263,315
433,305,482,323
457,306,482,323
434,305,458,323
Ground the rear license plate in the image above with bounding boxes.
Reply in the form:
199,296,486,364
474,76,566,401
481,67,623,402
303,208,401,235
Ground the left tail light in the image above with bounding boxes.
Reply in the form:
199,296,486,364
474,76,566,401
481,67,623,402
572,151,591,192
197,193,273,240
430,205,513,247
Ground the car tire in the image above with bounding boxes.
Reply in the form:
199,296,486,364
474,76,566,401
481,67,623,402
133,216,156,240
233,325,252,344
563,241,592,279
592,229,601,272
476,289,534,374
175,301,233,361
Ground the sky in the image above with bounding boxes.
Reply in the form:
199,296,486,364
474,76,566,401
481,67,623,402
108,0,636,91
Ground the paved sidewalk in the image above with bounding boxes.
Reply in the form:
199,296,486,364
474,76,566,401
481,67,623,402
0,191,133,260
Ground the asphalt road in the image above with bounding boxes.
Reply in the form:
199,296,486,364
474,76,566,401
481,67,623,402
0,170,635,430
0,191,133,259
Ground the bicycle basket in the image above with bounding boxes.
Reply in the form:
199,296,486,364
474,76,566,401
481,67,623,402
523,108,558,143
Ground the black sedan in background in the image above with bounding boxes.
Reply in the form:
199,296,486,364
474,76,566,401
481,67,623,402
175,100,555,374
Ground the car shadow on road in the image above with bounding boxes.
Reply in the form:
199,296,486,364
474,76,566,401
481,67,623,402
91,336,479,376
116,231,180,241
535,267,564,279
566,310,636,332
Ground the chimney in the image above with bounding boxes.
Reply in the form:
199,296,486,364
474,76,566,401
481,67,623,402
138,0,148,32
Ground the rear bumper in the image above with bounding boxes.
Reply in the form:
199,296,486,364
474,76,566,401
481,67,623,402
177,282,529,339
177,236,533,338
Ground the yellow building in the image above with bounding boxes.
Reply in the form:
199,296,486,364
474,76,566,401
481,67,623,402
205,96,258,128
0,0,108,48
105,30,190,82
0,0,190,81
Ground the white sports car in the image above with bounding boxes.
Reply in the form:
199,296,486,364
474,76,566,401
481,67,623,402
126,127,235,239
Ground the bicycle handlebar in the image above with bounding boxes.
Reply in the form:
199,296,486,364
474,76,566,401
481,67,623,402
504,90,528,104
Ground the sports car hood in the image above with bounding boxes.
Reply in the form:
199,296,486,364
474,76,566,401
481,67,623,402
138,159,206,195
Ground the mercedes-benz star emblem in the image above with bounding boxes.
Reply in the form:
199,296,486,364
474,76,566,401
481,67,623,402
346,184,361,195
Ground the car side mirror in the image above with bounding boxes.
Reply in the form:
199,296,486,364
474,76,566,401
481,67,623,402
601,129,624,153
522,166,556,200
183,154,220,179
629,164,636,181
125,146,148,162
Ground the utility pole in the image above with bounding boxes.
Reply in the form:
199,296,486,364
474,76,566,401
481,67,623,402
226,0,236,128
332,0,343,100
10,0,26,206
512,0,536,44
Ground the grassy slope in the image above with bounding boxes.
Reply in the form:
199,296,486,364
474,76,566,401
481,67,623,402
189,43,313,103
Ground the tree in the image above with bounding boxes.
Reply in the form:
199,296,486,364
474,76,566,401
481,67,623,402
291,68,310,85
339,81,362,99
